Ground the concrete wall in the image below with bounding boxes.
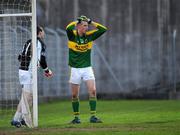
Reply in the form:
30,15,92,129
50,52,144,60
1,0,180,102
36,0,180,98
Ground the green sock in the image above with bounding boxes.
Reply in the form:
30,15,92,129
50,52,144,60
72,98,80,118
89,97,97,116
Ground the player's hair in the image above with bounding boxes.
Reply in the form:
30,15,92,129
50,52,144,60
77,15,88,24
37,26,43,35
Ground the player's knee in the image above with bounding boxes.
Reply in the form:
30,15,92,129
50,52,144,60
91,88,96,96
72,94,78,99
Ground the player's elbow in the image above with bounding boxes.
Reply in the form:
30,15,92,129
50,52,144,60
98,26,107,34
100,28,107,36
102,26,107,33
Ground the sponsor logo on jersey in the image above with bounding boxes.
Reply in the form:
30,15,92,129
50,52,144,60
75,44,89,52
68,41,93,52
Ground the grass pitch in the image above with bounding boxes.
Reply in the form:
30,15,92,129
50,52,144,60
0,100,180,135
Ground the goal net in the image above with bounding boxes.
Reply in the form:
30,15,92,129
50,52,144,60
0,0,37,127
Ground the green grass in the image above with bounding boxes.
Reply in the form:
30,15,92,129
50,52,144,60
0,100,180,135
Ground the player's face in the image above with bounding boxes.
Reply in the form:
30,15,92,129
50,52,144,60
40,29,45,39
78,21,88,34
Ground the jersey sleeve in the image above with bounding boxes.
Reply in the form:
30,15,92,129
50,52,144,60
66,21,77,41
40,55,48,69
37,40,48,69
87,22,107,41
37,40,42,62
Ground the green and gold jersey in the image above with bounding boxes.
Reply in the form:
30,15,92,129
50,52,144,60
66,21,107,68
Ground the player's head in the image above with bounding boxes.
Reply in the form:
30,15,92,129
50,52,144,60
77,15,89,34
37,26,45,39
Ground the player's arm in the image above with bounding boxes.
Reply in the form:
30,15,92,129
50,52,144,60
40,54,53,78
39,54,48,69
40,56,53,78
66,21,77,41
37,41,53,78
87,21,107,41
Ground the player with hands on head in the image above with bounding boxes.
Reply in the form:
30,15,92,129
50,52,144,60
66,15,107,124
11,26,53,128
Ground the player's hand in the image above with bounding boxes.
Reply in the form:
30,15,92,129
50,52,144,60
44,68,53,78
77,17,82,23
87,18,92,24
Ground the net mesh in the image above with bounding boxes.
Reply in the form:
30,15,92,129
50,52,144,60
0,0,31,14
0,1,32,125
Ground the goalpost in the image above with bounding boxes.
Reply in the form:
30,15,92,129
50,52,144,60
32,0,38,127
0,0,38,127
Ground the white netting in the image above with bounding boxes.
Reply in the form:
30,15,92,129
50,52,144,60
0,0,31,14
0,1,32,126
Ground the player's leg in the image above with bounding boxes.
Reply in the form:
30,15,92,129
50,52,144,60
11,70,33,128
84,67,102,123
70,83,81,124
11,85,33,128
86,80,102,123
69,67,81,124
13,103,22,121
21,86,33,128
11,70,25,127
86,79,96,114
11,88,23,128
